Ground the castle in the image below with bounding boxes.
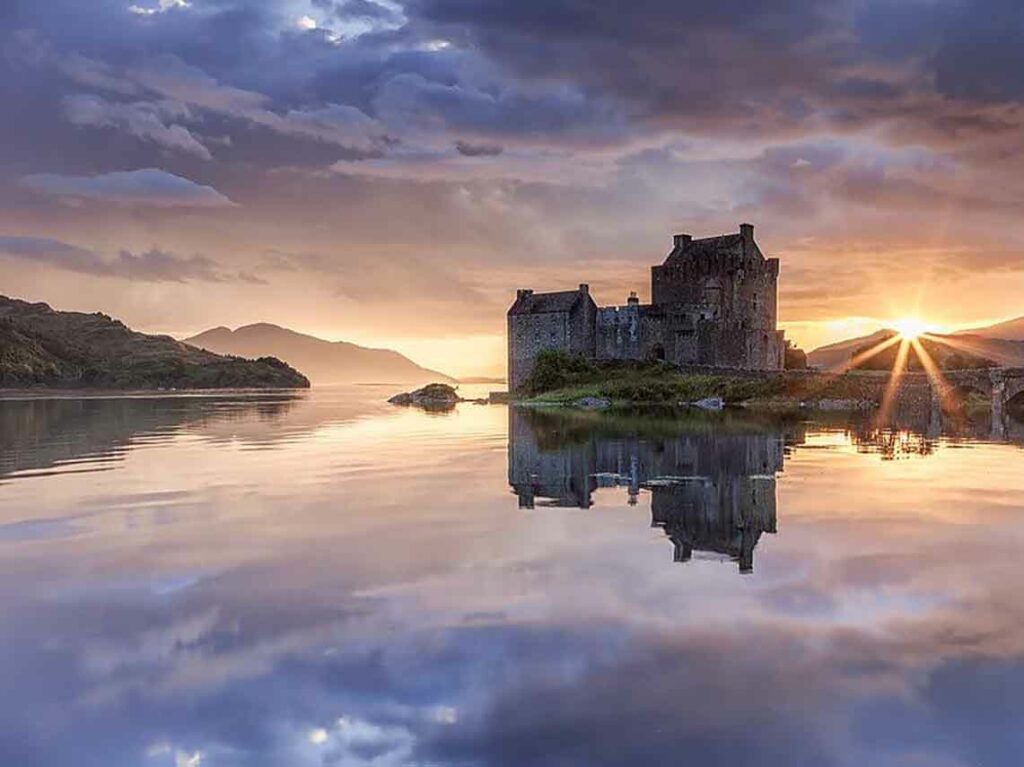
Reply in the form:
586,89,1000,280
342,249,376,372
507,223,784,391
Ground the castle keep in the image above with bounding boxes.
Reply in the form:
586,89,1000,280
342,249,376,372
508,224,784,391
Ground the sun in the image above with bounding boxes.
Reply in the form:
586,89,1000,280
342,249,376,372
893,317,928,340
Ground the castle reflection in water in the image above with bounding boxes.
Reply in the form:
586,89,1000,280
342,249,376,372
508,408,800,573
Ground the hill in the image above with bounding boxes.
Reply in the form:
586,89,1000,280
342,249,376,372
0,296,309,389
807,329,893,369
184,323,453,385
809,327,1024,369
934,333,1024,367
956,316,1024,342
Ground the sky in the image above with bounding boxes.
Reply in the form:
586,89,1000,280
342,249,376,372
2,0,1024,377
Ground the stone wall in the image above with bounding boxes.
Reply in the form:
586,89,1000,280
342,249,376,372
508,311,567,392
507,288,596,391
570,292,597,360
595,302,783,369
649,239,781,370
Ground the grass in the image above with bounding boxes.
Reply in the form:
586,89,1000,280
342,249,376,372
520,351,783,406
518,350,908,409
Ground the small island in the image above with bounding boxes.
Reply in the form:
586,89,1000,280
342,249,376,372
0,295,309,390
500,225,1023,419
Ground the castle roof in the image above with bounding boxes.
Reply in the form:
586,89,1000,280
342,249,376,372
508,288,592,315
663,233,745,267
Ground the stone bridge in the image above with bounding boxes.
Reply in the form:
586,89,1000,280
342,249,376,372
798,367,1024,439
929,368,1024,432
682,364,1024,436
941,367,1024,402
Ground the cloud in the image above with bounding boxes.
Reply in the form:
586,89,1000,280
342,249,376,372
325,0,405,23
0,236,108,275
454,140,504,157
61,55,391,155
128,0,191,15
114,248,227,282
5,0,1024,350
63,94,212,159
372,71,626,143
0,235,245,282
20,169,235,207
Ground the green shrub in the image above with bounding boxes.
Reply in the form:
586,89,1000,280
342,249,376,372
523,349,598,394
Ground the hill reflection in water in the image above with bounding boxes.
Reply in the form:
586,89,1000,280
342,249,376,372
0,388,404,482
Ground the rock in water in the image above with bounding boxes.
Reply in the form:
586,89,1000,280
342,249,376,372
573,396,611,410
693,396,725,411
389,383,461,410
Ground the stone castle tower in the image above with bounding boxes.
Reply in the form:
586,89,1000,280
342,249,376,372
508,224,784,391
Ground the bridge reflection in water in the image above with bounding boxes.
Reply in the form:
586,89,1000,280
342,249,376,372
507,408,803,573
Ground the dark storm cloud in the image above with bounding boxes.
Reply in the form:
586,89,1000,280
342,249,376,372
934,3,1024,103
0,235,247,282
5,0,1023,181
8,0,1024,168
401,0,845,131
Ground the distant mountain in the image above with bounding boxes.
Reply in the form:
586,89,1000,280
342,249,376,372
0,296,309,389
808,327,1024,369
184,323,454,385
934,333,1024,367
807,329,893,369
956,316,1024,342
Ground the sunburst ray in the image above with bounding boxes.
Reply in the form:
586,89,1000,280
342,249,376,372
874,338,911,426
910,337,960,419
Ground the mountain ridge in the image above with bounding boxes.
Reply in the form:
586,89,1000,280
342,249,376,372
955,315,1024,342
0,296,309,389
184,323,454,384
808,317,1024,369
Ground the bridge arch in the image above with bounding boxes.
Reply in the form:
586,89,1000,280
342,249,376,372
936,374,993,419
1005,377,1024,407
1006,383,1024,422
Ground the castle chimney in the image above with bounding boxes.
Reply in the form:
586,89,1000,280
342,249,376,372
673,233,692,249
627,291,639,306
740,223,754,242
579,283,589,294
517,288,533,300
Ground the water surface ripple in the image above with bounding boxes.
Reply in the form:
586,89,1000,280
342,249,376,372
2,388,1024,766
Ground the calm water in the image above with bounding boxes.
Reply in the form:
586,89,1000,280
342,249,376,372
3,388,1024,766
